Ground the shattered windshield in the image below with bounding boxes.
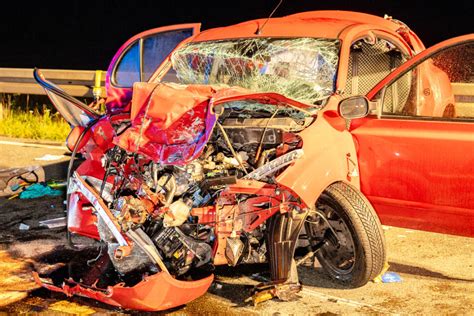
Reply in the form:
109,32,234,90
167,37,340,105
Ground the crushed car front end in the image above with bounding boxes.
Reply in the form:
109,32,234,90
34,12,389,311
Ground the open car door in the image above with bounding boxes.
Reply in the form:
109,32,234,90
348,34,474,237
34,68,101,127
105,23,200,112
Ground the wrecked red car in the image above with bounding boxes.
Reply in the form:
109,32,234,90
33,10,473,311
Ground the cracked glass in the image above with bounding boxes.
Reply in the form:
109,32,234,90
167,37,340,106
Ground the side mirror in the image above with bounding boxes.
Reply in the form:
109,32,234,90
338,96,369,119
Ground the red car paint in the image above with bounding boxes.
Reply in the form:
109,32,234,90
33,271,213,312
34,11,473,312
352,35,474,237
116,82,312,165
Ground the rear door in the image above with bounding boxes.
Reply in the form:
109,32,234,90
350,35,474,237
105,23,200,112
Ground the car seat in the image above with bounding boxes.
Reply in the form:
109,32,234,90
342,39,411,114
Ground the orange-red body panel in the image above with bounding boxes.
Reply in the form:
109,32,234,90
192,11,401,42
33,272,213,312
351,117,474,237
277,98,361,207
67,192,99,240
351,35,474,237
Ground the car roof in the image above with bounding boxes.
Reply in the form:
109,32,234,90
193,10,401,42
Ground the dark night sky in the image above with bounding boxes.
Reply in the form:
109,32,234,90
0,0,472,70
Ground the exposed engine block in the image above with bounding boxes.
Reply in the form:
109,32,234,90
92,106,304,277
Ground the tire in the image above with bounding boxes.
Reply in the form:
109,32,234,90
305,182,386,287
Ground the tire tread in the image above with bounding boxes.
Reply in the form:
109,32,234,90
321,182,386,286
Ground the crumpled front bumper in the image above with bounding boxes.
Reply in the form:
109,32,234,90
33,271,214,311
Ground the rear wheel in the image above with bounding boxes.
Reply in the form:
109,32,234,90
304,182,386,287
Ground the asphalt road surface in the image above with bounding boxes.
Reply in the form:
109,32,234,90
0,137,473,315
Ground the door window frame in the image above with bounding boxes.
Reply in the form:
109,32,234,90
106,23,201,89
111,28,200,87
112,41,141,87
366,34,474,108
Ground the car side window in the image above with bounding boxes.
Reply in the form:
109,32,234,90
142,30,193,82
113,29,194,88
114,42,140,87
381,42,474,119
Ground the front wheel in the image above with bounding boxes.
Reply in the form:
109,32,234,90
304,182,386,287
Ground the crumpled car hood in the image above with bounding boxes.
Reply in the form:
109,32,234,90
115,82,313,165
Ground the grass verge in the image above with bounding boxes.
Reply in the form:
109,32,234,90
0,108,70,141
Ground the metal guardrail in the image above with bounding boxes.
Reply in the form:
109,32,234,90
452,82,474,117
0,68,106,98
0,68,471,114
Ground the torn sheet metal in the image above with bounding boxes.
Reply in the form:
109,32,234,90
244,149,304,180
70,172,128,246
115,82,312,164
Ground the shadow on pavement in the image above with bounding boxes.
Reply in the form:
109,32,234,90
388,261,474,283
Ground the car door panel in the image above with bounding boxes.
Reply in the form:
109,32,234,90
352,117,473,236
105,23,201,112
350,35,474,237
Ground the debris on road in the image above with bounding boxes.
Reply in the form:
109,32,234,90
19,183,62,199
0,166,45,197
372,262,402,283
47,300,96,315
0,250,40,308
46,180,67,190
380,272,402,283
39,217,66,229
34,154,66,161
18,223,29,231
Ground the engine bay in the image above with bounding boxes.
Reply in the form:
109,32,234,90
71,99,310,282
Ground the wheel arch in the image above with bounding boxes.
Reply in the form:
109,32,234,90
277,109,361,208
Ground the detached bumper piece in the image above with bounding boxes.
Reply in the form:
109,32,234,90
33,271,213,311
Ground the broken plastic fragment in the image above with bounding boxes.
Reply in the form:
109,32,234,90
34,154,66,161
381,272,402,283
39,217,67,229
19,223,30,230
33,270,214,311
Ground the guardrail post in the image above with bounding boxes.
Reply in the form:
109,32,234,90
93,70,105,101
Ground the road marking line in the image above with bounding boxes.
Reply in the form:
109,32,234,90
0,140,67,150
301,288,399,315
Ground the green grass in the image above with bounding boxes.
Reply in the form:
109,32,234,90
0,107,70,141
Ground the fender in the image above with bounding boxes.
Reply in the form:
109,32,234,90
277,98,361,207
